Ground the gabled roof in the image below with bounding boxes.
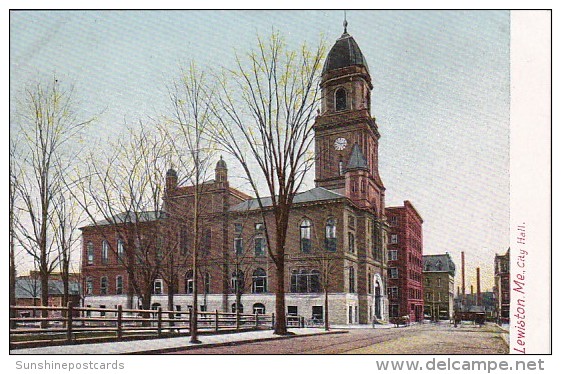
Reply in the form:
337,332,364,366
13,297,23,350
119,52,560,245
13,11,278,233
229,187,345,212
346,143,369,171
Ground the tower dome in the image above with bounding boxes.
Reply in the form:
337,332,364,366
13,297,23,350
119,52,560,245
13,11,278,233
216,156,227,169
322,22,369,74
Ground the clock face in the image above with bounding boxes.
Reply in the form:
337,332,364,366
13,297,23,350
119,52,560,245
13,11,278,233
334,137,347,151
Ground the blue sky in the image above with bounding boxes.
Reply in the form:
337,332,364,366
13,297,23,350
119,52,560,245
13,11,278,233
10,10,510,291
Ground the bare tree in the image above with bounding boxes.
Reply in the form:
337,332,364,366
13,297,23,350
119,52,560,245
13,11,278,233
161,62,216,343
13,76,94,325
210,32,326,334
52,183,83,308
72,121,172,313
9,138,21,327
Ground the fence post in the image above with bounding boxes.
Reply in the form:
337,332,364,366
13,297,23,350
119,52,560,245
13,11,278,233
157,307,162,337
271,313,275,330
255,313,259,328
235,309,240,331
214,310,219,332
66,302,73,343
117,305,123,339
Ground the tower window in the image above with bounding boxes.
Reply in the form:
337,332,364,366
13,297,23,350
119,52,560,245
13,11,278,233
335,88,347,111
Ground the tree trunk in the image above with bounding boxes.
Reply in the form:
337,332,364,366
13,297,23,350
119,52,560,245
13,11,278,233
324,287,330,331
9,236,16,329
40,269,49,328
274,261,287,335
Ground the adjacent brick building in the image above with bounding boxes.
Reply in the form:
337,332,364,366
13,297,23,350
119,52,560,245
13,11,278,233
494,248,510,322
80,22,424,325
385,201,424,322
422,253,456,320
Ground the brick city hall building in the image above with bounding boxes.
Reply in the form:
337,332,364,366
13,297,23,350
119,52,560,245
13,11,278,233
80,24,424,325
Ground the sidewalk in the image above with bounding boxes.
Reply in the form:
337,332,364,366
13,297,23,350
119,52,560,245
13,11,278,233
11,328,345,355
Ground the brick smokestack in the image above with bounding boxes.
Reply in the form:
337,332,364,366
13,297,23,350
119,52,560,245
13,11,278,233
461,252,466,298
476,267,482,306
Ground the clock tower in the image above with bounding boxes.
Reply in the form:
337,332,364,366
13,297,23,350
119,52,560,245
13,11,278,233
314,21,385,214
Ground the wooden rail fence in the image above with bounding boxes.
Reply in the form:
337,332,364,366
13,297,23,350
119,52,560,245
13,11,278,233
10,303,274,346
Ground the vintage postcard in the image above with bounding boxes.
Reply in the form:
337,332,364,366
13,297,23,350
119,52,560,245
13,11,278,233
7,6,551,372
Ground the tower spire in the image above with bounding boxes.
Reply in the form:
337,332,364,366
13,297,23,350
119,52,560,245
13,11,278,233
343,11,348,33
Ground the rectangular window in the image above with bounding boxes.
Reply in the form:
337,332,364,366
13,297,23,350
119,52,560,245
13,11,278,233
287,306,298,316
180,226,189,255
154,279,163,295
388,286,399,299
348,215,355,229
254,237,265,257
437,278,442,288
203,229,212,253
100,277,108,295
389,304,399,318
234,223,243,234
116,276,123,295
390,234,398,244
87,243,94,265
234,237,243,255
388,250,398,261
86,278,93,295
312,306,323,322
389,268,398,279
348,232,355,253
102,241,109,264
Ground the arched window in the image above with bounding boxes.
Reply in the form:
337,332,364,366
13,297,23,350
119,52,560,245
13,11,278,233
116,275,123,295
335,88,347,111
117,239,124,263
325,218,337,252
231,270,245,293
349,267,356,293
101,240,109,264
252,268,267,293
151,303,161,310
300,219,311,253
100,276,108,295
87,242,94,265
232,303,244,313
253,303,266,315
185,270,193,294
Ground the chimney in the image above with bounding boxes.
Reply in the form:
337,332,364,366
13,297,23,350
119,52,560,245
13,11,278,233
476,267,482,306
